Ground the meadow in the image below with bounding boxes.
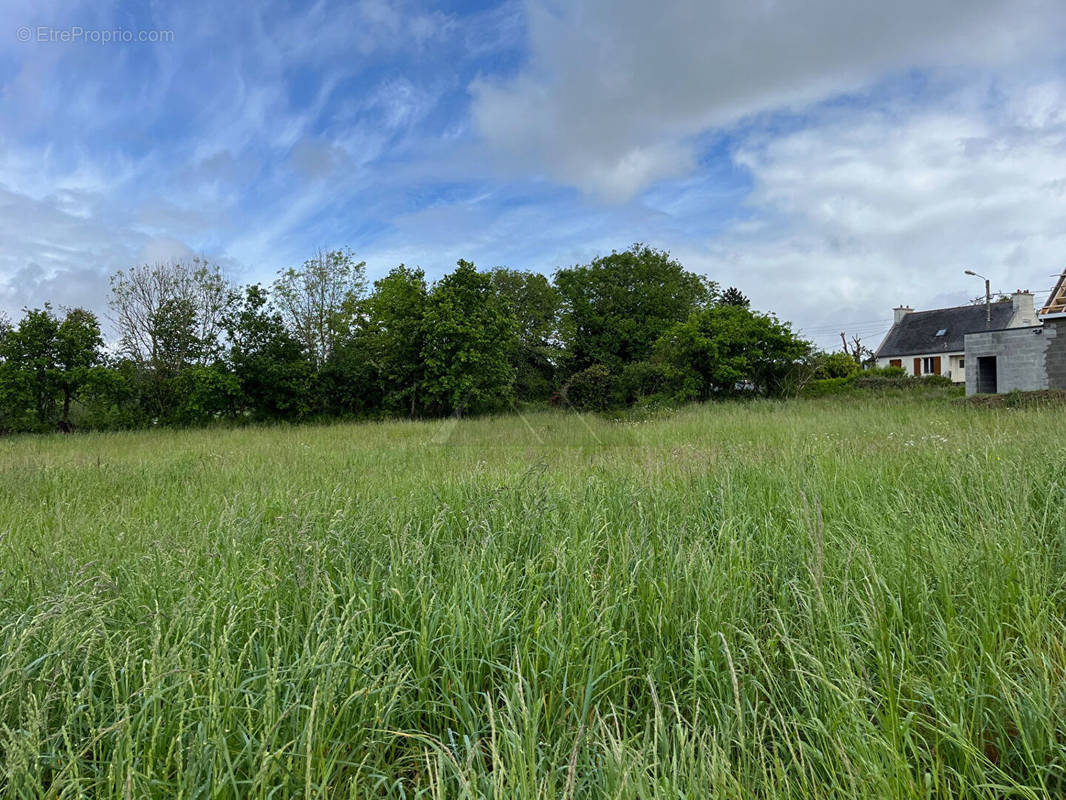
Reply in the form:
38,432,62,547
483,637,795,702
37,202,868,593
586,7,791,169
1,396,1065,798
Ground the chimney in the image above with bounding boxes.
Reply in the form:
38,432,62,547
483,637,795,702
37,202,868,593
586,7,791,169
893,305,914,324
1012,290,1035,324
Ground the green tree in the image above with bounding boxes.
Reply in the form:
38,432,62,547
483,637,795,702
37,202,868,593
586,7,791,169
0,362,35,431
719,287,750,307
172,365,241,425
655,305,811,398
319,335,380,418
0,305,103,430
151,298,202,374
224,285,313,420
1,308,59,428
421,260,518,416
0,310,37,432
489,268,561,401
54,308,105,427
272,248,366,369
554,244,715,373
76,357,146,431
360,265,429,417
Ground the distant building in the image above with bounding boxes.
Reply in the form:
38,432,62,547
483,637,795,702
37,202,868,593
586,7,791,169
874,291,1037,383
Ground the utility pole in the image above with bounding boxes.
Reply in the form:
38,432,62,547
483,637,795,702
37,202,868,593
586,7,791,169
965,270,992,328
984,278,990,328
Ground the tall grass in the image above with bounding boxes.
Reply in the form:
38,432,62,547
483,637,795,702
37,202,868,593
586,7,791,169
1,396,1065,798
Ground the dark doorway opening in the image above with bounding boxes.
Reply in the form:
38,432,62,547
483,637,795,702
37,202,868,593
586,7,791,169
977,356,998,394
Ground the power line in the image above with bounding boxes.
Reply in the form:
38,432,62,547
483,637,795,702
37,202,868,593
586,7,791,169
803,318,893,328
800,318,893,333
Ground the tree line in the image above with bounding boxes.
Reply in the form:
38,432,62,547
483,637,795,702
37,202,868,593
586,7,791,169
0,244,831,433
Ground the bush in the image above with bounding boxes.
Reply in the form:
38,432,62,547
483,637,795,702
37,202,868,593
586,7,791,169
801,376,854,397
875,365,907,377
801,370,958,398
817,352,861,379
852,373,954,390
561,364,617,411
615,361,698,406
920,374,954,387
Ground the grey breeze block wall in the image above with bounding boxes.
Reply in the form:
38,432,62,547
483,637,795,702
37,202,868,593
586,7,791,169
964,318,1065,395
1047,319,1066,388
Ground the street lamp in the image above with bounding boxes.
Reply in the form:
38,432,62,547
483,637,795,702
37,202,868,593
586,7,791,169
965,269,991,328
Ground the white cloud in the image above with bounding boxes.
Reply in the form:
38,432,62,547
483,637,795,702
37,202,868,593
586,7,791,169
0,171,213,325
472,0,1066,200
684,80,1066,349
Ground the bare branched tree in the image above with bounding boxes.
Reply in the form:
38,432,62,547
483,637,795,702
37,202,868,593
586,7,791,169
109,258,231,368
839,332,873,365
272,248,366,368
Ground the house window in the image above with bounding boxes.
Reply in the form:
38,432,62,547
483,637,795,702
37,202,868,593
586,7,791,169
889,359,902,368
935,328,947,336
921,357,942,375
959,358,964,370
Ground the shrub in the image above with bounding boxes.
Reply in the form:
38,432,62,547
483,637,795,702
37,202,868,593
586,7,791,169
920,374,954,387
876,365,907,377
852,373,954,390
818,352,861,379
561,364,617,411
801,376,854,397
615,361,698,406
801,370,957,397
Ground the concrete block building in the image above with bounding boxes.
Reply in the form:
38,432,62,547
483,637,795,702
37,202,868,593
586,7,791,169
963,270,1066,395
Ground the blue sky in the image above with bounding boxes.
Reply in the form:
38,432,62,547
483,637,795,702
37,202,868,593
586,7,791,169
2,0,1066,350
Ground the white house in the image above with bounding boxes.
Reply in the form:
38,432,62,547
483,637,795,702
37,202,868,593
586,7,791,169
874,291,1037,383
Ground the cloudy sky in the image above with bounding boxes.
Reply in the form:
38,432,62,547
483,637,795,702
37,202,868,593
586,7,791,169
2,0,1065,349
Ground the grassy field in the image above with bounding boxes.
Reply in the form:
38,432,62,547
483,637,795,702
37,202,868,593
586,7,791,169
2,396,1065,798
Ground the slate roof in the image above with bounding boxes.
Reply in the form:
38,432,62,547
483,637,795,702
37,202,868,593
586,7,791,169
876,301,1015,358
